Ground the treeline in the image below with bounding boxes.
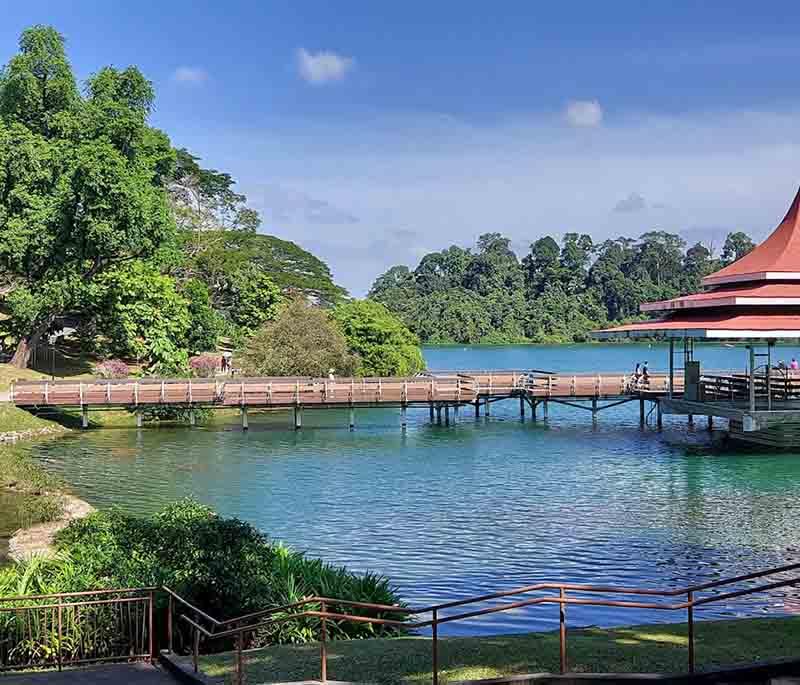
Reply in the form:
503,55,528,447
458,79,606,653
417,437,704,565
369,231,756,345
0,26,423,377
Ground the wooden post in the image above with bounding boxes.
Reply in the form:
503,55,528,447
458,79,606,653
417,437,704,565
241,406,249,430
669,339,675,398
688,413,694,426
485,397,491,416
295,407,302,430
543,399,549,421
432,608,439,685
687,591,695,674
707,415,713,430
559,587,567,674
532,399,537,421
430,402,435,421
474,400,480,418
657,401,663,429
749,345,756,412
453,403,459,423
445,405,450,426
401,404,407,429
591,397,598,424
639,397,645,425
349,407,355,430
436,405,442,424
168,594,174,654
520,395,525,419
320,600,328,683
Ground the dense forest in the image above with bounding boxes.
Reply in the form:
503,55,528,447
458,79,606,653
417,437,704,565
369,230,757,344
0,26,422,377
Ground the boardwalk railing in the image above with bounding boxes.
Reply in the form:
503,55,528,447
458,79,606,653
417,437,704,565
11,371,684,410
0,587,155,672
166,562,800,685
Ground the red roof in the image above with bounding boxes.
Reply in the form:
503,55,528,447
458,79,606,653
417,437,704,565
641,282,800,312
595,307,800,339
703,187,800,286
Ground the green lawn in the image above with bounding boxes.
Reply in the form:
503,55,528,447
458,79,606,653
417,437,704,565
199,616,800,684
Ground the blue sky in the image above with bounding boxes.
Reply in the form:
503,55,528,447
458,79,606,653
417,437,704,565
4,1,800,294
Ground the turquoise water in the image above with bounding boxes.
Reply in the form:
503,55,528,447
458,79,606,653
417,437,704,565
24,344,800,634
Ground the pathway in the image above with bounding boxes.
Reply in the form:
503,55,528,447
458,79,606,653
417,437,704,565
0,663,178,684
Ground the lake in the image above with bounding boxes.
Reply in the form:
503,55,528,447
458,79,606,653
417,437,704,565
18,343,800,634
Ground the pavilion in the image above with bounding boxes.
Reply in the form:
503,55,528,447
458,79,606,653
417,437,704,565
594,187,800,446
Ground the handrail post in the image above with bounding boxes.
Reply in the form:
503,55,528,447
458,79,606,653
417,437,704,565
148,589,155,661
320,600,328,683
687,590,695,674
432,608,439,685
193,626,200,673
559,588,567,674
237,628,245,685
168,593,174,654
57,600,63,672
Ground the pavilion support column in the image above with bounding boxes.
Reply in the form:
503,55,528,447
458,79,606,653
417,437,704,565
749,346,756,412
669,339,675,398
241,407,248,431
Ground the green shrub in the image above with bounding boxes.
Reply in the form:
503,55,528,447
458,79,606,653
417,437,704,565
50,499,404,646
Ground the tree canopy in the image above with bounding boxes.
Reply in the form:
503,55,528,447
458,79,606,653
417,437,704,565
370,228,757,345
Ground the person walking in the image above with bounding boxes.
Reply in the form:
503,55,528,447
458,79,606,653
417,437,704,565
642,361,650,386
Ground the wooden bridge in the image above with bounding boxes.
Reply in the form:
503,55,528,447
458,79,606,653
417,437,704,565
11,370,682,429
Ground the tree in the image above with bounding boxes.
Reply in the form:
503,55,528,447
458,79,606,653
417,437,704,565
182,279,223,353
333,300,424,376
721,231,755,266
226,265,282,334
91,262,190,372
238,299,358,377
0,26,175,367
168,148,260,233
682,242,714,292
522,236,560,296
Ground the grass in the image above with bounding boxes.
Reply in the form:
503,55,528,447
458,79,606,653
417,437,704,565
0,404,60,435
199,616,800,684
0,443,63,492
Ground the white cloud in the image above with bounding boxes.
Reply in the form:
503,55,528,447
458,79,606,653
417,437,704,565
613,192,647,213
172,67,208,84
296,48,354,84
565,99,603,127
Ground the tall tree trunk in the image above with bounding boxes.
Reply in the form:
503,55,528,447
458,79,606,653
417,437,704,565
10,318,53,369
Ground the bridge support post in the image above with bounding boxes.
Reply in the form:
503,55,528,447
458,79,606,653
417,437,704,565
519,396,525,419
474,401,480,419
532,400,537,421
81,405,88,429
485,398,491,416
241,407,248,431
401,405,407,429
189,409,196,427
543,400,549,421
295,407,302,430
136,411,143,428
707,415,713,430
591,397,598,424
445,405,450,426
639,398,645,426
349,407,355,431
688,413,694,427
453,404,459,424
436,405,442,425
429,403,435,422
656,401,663,429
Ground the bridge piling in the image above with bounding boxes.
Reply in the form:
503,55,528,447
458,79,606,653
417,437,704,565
519,396,525,419
474,401,480,419
639,398,645,425
136,411,143,428
81,405,88,429
241,407,249,430
445,405,450,426
453,404,459,424
429,403,435,422
591,397,598,424
657,401,663,429
485,398,491,416
349,407,355,431
295,407,302,430
401,405,407,429
543,400,549,421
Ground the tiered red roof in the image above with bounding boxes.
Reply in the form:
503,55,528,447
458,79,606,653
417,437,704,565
595,187,800,340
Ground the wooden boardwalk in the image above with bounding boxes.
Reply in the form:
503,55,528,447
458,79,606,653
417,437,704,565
11,371,681,425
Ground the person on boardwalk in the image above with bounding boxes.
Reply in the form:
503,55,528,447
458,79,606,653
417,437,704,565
791,357,799,371
632,363,641,389
642,361,650,386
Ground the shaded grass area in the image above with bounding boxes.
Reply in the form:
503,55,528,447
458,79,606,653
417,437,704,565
199,616,800,684
0,405,60,435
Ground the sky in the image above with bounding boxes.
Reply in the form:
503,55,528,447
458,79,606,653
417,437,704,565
4,1,800,295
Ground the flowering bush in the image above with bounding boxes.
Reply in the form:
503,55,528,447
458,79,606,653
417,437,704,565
93,359,130,379
189,354,219,378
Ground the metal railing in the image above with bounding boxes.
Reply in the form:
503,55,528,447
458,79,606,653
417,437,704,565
165,562,800,685
0,587,156,672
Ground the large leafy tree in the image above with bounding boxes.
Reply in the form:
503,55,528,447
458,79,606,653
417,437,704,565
721,231,756,266
0,26,175,367
238,298,358,377
333,300,424,376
